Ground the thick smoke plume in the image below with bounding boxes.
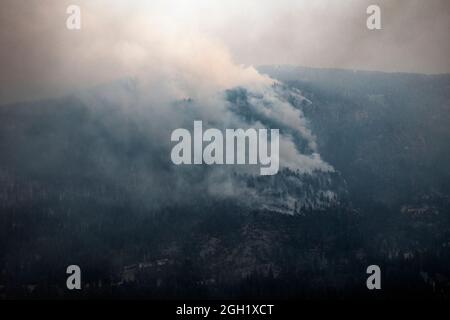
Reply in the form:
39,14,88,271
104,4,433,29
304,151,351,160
1,1,334,209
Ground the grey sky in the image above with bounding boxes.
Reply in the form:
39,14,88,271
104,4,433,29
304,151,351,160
0,0,449,104
211,0,450,74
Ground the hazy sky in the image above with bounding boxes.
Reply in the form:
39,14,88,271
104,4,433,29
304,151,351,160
1,0,449,104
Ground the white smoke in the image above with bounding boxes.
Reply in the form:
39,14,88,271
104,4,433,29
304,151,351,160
60,3,332,177
2,2,335,208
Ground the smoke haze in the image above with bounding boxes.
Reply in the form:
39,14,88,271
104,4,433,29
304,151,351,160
1,0,449,104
